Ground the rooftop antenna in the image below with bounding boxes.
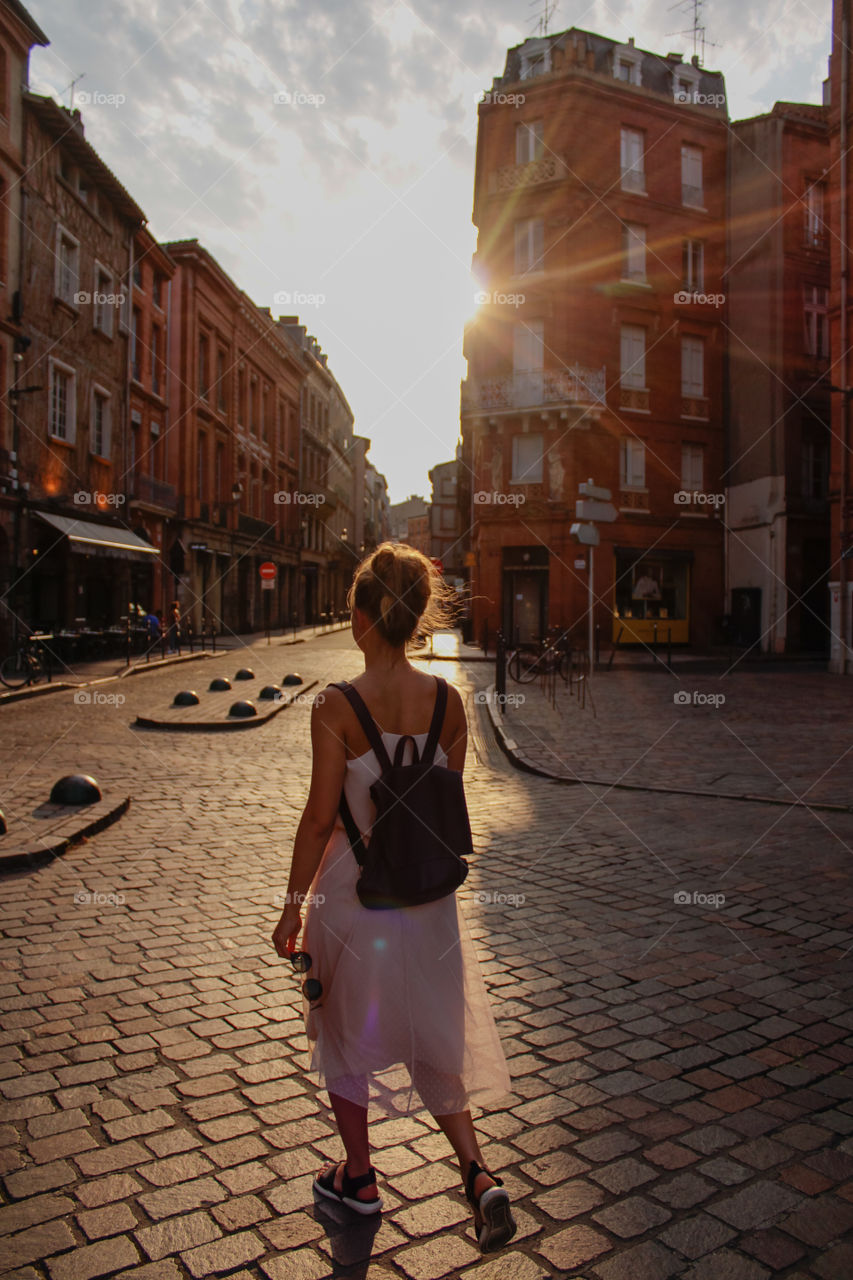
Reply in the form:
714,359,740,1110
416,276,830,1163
528,0,558,37
61,73,86,110
665,0,717,66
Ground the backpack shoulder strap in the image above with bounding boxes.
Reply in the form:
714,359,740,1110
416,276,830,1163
329,680,393,772
422,676,448,765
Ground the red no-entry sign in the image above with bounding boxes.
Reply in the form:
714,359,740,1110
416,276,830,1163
259,562,276,580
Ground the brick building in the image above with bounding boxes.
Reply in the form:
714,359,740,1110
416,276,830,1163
389,494,427,542
428,455,464,580
727,102,831,654
126,226,175,619
10,94,157,633
462,28,728,651
827,0,853,673
163,241,304,637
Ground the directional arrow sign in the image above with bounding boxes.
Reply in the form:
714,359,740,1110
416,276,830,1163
576,498,618,523
570,521,600,546
579,480,612,501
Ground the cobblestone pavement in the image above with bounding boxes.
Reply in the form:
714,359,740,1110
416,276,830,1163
493,664,853,808
0,630,852,1280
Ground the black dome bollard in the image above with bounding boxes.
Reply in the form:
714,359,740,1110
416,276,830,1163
209,677,232,691
228,700,257,718
173,690,200,706
259,685,281,700
235,668,254,681
50,775,101,805
282,672,303,686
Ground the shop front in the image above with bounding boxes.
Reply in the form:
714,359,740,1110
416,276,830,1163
612,547,693,645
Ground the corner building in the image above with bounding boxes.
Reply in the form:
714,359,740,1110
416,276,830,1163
462,28,728,650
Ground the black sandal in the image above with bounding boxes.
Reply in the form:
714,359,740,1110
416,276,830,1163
464,1160,517,1252
313,1161,383,1215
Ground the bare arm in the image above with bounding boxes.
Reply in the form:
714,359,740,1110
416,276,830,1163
444,683,467,774
272,689,346,954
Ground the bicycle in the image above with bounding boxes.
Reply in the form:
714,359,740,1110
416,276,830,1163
0,633,52,689
507,638,565,683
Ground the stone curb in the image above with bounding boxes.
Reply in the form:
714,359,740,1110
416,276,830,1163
0,795,131,875
134,680,319,732
484,684,853,815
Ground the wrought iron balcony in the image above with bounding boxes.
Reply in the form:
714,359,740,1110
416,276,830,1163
128,472,177,512
681,395,710,420
488,154,568,195
461,366,606,415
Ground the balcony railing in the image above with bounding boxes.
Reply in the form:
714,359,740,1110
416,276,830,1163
239,513,278,541
681,395,710,420
129,472,177,512
682,184,704,207
619,386,650,412
462,366,606,414
489,154,568,195
619,488,650,511
621,167,646,194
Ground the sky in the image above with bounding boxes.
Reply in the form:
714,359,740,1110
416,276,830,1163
26,0,831,505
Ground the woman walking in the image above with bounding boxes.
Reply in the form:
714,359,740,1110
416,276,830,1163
272,543,516,1252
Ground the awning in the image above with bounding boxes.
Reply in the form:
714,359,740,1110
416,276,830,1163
36,512,160,562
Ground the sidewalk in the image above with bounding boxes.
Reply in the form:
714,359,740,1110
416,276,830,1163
489,666,853,810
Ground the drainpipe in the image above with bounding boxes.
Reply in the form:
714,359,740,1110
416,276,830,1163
840,2,850,672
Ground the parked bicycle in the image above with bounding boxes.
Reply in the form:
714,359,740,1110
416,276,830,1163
506,634,567,683
0,633,53,689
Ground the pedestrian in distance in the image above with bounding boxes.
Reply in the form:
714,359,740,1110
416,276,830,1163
166,600,181,654
272,541,517,1253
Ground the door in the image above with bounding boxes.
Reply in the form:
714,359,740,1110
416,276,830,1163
504,568,547,644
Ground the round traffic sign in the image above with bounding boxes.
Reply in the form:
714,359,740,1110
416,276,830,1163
259,561,276,579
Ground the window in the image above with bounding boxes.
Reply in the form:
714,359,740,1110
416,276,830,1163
520,44,550,80
804,286,829,357
217,349,227,413
513,319,544,372
622,223,646,281
262,385,269,443
681,443,704,491
55,228,79,304
91,388,111,458
613,45,642,86
682,239,704,291
511,433,544,483
681,337,704,396
676,77,693,102
616,59,633,82
516,119,544,165
199,333,209,400
49,360,76,443
150,420,161,479
130,411,140,475
620,324,646,388
514,217,545,274
804,182,825,248
131,307,142,381
681,144,703,206
802,438,829,500
216,442,224,503
198,432,206,498
132,259,142,289
151,325,162,396
152,274,163,309
94,264,113,336
620,128,645,192
620,438,646,488
441,505,456,529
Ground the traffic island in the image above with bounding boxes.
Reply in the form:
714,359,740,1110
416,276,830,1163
134,679,318,731
0,793,131,874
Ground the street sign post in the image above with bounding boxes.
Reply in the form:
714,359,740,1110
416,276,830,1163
570,480,613,674
259,563,276,642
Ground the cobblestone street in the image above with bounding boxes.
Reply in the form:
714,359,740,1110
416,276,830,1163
1,630,852,1280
